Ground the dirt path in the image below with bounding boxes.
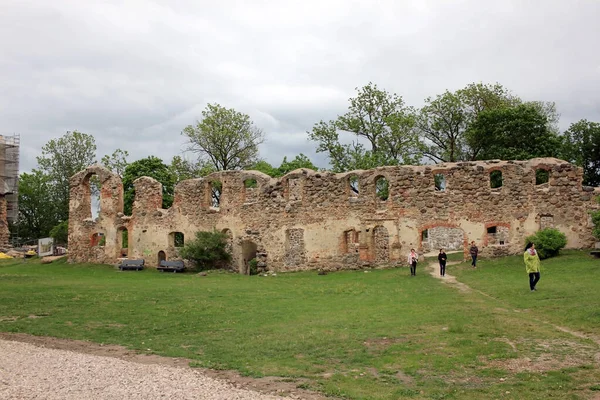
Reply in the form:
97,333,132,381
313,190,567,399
424,260,600,347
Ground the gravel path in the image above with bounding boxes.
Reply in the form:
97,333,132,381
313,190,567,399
0,339,287,400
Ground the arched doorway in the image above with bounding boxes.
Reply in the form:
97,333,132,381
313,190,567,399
241,240,257,275
157,250,166,267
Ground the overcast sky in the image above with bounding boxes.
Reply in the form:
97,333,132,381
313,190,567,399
1,0,599,173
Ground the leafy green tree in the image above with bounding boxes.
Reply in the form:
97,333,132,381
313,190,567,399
169,156,215,183
179,230,232,271
249,160,279,177
466,104,563,161
122,156,176,214
101,149,129,177
562,120,600,186
417,83,519,162
277,154,319,176
182,103,265,171
13,170,58,242
36,131,97,222
49,220,69,246
308,83,421,172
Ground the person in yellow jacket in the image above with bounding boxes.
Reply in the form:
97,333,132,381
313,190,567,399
524,242,541,291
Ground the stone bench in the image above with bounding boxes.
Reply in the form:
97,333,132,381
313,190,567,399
157,260,185,273
590,251,600,258
119,259,145,271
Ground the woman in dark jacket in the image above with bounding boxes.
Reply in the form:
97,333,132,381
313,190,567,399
438,248,447,276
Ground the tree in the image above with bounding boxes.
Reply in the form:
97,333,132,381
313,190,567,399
101,149,129,177
466,104,563,161
562,120,600,186
169,156,215,183
308,83,421,172
182,103,265,171
13,170,58,242
49,220,68,246
36,131,97,221
178,230,232,271
122,156,176,214
276,154,319,176
249,160,279,177
417,83,519,162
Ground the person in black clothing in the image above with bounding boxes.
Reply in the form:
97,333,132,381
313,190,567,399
438,248,447,276
469,241,479,268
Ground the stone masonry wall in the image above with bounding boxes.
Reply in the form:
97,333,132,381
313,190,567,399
69,158,600,272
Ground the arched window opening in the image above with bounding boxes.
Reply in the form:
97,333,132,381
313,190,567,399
536,169,550,185
91,232,105,247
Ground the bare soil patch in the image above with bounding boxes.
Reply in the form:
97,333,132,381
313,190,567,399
0,332,330,400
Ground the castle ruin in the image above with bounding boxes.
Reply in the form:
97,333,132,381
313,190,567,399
68,158,599,272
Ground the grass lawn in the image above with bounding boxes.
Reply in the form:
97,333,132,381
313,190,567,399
1,251,599,399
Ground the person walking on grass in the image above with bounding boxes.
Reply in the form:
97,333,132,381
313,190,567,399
469,241,479,268
407,248,418,276
438,248,447,276
524,242,541,292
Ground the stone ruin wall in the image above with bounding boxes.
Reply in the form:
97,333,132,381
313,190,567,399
68,158,600,273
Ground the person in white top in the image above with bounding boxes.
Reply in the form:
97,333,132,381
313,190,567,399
407,249,418,276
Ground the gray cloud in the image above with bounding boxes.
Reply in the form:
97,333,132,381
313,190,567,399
1,0,599,173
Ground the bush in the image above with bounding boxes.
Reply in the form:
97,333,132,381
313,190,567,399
590,209,600,241
49,220,69,246
248,258,258,275
526,228,567,259
178,230,231,271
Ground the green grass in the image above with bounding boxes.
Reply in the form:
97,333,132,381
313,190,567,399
1,252,599,399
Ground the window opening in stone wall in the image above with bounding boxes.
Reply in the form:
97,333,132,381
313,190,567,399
244,179,257,188
490,170,503,189
375,177,389,201
86,173,101,220
535,169,550,185
211,180,222,208
349,175,359,196
487,225,509,245
91,232,105,247
434,174,446,191
168,231,184,247
421,229,429,241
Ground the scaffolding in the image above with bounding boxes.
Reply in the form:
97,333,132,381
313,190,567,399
0,134,20,223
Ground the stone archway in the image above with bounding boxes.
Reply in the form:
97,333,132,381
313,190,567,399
240,240,257,275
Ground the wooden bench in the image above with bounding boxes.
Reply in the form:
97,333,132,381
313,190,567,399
157,260,185,273
119,259,145,271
